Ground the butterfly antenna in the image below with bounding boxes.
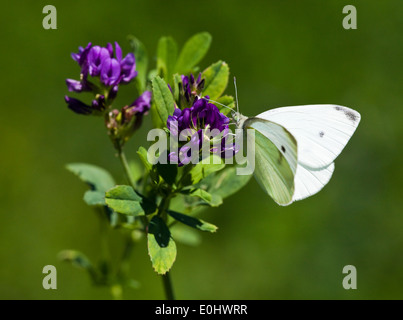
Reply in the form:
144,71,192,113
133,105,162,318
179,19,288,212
201,96,234,111
234,77,240,114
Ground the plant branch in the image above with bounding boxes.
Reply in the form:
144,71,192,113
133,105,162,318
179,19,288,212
162,272,175,300
116,145,149,229
117,145,136,188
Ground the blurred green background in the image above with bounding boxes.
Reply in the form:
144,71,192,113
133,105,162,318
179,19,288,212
1,0,402,299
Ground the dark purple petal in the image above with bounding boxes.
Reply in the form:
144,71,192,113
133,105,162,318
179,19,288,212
181,108,192,128
106,43,113,56
181,75,189,87
65,96,92,115
88,46,112,77
166,94,234,165
120,53,137,83
130,90,151,114
91,95,105,111
124,91,152,120
108,85,119,100
173,108,182,117
100,58,121,86
71,42,92,66
114,42,122,62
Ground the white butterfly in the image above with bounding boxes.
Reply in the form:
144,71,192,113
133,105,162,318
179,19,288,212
234,104,361,206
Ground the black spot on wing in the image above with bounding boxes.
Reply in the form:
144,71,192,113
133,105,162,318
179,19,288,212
281,145,286,153
334,106,358,122
319,131,325,138
345,110,358,122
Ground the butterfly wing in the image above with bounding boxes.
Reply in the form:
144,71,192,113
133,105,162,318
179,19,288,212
292,162,335,202
243,118,298,206
242,104,359,205
256,105,361,169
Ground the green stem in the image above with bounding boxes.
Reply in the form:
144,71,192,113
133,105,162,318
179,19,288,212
162,272,175,300
118,235,134,279
117,145,176,300
117,146,136,188
116,145,149,229
157,195,176,300
98,207,111,282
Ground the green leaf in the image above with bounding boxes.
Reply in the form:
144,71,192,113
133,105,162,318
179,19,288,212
137,146,153,173
188,188,213,204
186,187,222,207
206,166,253,200
66,163,115,192
83,190,105,206
147,216,176,274
66,163,115,206
169,193,200,214
216,95,235,116
137,146,159,183
189,155,225,184
168,210,217,233
148,68,158,81
150,103,166,129
151,76,175,125
105,185,144,216
202,61,229,100
175,32,212,74
157,36,178,83
128,36,148,93
148,216,170,247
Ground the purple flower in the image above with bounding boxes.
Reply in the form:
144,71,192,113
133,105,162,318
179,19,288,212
71,42,92,70
129,90,151,114
91,95,106,111
87,46,112,77
108,85,119,101
180,73,205,107
65,96,92,115
65,79,91,93
100,58,121,86
168,98,229,134
66,42,139,117
69,41,137,89
167,97,237,166
121,90,152,125
114,42,137,84
105,91,152,147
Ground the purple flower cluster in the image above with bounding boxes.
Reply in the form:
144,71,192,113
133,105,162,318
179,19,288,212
65,42,137,115
180,73,205,107
167,97,237,166
106,91,152,148
122,90,152,122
